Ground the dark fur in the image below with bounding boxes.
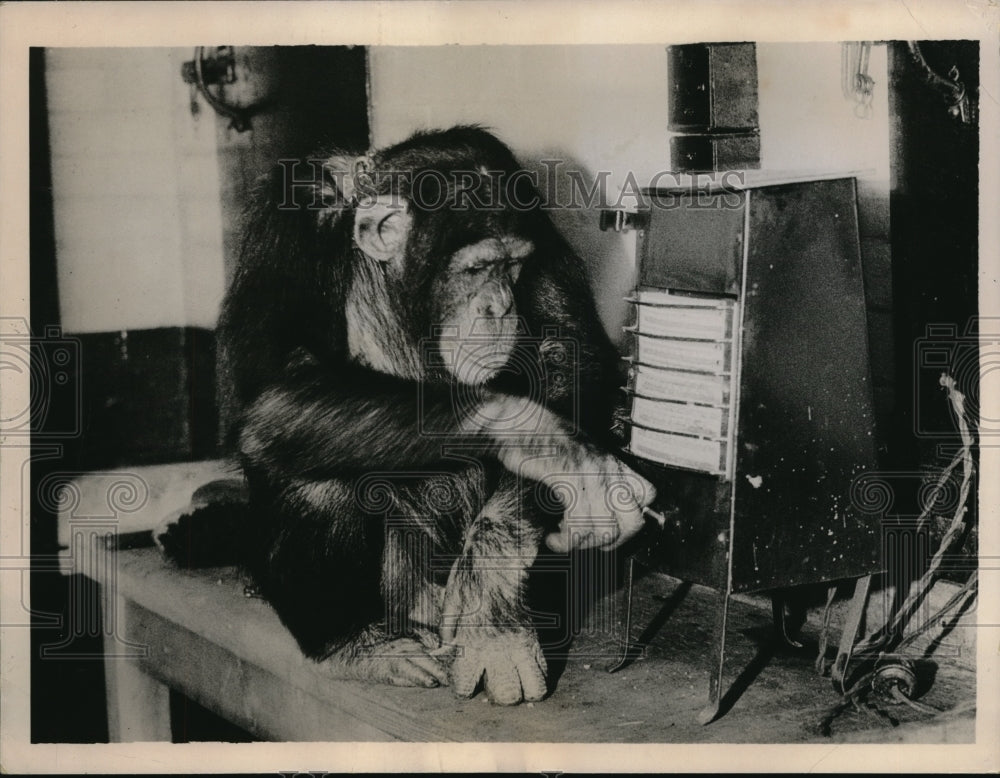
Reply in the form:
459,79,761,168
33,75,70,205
218,126,621,680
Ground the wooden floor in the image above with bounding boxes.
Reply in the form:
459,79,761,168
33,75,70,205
109,547,976,744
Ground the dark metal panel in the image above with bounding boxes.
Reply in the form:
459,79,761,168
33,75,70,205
638,190,746,296
624,457,732,590
668,43,759,133
706,43,760,130
730,179,882,592
670,133,760,173
667,44,711,132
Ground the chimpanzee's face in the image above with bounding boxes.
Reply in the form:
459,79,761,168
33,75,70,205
433,235,533,385
349,171,540,385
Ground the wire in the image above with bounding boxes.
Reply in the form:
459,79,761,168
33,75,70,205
890,685,941,715
819,374,978,734
896,570,978,653
853,374,976,656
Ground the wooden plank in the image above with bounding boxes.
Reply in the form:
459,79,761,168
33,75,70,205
94,547,975,743
98,549,708,742
103,593,172,742
126,601,401,742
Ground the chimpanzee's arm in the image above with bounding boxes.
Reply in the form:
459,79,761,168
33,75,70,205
238,362,480,478
236,359,596,481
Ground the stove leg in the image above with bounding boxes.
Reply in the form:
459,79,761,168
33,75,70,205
772,593,805,649
697,586,730,725
606,556,637,673
831,574,873,695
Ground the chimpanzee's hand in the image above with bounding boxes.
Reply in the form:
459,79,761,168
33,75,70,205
544,455,656,552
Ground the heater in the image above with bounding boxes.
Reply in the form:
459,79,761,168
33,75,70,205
604,174,883,722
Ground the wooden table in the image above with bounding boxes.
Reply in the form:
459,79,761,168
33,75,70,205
56,461,974,744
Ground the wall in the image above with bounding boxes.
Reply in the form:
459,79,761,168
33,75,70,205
46,48,225,334
757,43,890,182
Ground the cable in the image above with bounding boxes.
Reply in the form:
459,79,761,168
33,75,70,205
890,685,941,715
853,375,976,657
819,374,977,734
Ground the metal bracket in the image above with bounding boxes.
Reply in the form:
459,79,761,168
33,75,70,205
181,46,268,133
831,574,873,694
599,209,649,233
772,595,803,649
606,556,639,674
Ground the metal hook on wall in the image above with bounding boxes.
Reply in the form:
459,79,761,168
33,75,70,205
180,46,269,133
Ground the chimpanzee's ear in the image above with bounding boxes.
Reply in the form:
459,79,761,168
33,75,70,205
319,153,412,262
353,197,412,264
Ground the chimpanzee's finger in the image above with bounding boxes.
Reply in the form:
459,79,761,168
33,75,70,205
450,656,484,699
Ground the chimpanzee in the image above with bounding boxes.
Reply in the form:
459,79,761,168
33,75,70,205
217,125,655,705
